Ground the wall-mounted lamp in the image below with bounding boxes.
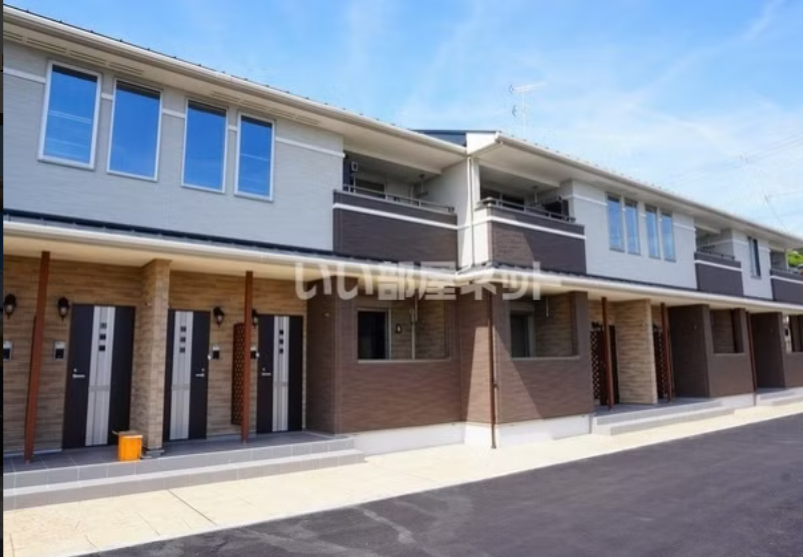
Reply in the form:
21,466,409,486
4,294,17,319
57,297,71,321
213,306,225,327
252,309,259,328
395,324,403,334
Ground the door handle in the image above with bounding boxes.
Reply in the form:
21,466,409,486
195,373,206,378
261,373,272,377
72,374,86,379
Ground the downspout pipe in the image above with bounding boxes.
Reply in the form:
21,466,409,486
487,291,498,449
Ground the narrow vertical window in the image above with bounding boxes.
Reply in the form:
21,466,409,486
607,196,624,251
109,82,161,179
510,312,535,358
645,206,660,258
183,101,227,190
236,115,274,198
40,64,100,166
357,311,389,360
660,211,676,261
749,237,762,277
624,200,640,254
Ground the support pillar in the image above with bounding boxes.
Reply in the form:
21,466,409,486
613,299,657,404
23,251,50,462
241,271,254,443
601,297,615,409
661,303,675,402
130,259,171,455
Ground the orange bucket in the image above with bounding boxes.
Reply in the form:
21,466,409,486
115,431,143,462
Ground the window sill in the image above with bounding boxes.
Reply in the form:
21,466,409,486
357,358,452,365
38,155,95,171
235,191,274,203
711,352,746,357
181,183,226,195
511,355,581,362
108,169,158,183
609,246,625,253
750,274,762,280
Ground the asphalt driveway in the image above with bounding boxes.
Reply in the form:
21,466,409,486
94,414,803,557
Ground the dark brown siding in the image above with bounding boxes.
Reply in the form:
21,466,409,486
695,258,744,297
487,208,587,273
496,292,593,422
751,312,788,389
456,294,494,423
305,281,339,433
333,192,458,264
771,275,803,305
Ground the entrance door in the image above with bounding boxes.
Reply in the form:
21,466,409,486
256,314,303,434
63,305,135,449
163,310,210,441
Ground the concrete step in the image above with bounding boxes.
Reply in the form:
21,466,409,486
4,448,364,511
757,394,803,407
592,407,735,436
593,400,722,427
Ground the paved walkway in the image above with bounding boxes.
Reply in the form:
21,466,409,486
3,402,802,557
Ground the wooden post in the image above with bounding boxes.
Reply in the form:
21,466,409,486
24,251,50,462
241,271,254,443
746,311,757,392
601,297,615,410
661,303,674,402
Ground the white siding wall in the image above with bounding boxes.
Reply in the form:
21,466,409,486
427,160,474,269
569,182,697,288
731,231,773,299
3,41,343,250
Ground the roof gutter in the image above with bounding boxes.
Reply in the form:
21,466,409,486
4,6,465,157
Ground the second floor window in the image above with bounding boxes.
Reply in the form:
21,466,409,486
748,237,761,277
624,200,640,254
109,82,161,179
40,64,100,167
607,196,625,251
183,100,227,191
661,211,676,261
645,206,661,258
236,115,274,198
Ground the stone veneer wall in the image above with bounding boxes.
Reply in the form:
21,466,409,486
612,300,657,404
532,295,576,357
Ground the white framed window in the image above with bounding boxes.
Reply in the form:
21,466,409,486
235,113,274,199
748,236,761,277
645,206,661,258
108,80,162,180
182,99,227,192
38,62,102,168
660,211,676,261
624,199,640,254
607,195,625,251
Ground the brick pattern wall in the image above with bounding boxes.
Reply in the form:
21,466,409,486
305,282,338,433
130,260,171,452
168,272,306,437
416,300,448,360
611,300,657,404
496,291,594,422
456,294,494,423
489,222,587,274
532,295,576,357
3,256,141,452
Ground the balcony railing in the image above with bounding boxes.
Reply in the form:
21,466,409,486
342,185,455,214
771,267,803,280
476,197,576,223
695,249,736,261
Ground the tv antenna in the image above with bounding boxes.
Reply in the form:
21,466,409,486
510,82,545,138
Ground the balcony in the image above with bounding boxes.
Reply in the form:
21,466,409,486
476,197,586,273
770,267,803,305
694,251,744,297
333,187,458,264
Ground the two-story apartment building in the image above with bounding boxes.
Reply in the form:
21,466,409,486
3,5,802,487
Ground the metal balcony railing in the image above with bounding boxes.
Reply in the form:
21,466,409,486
695,249,737,261
476,197,576,223
341,185,455,214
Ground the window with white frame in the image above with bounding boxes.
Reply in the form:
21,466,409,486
607,195,625,251
660,211,676,261
236,115,274,198
108,81,161,179
183,100,227,191
748,236,761,277
624,199,640,254
40,64,101,166
645,206,661,258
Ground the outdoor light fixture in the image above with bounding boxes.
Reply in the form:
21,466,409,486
213,306,225,327
4,294,17,319
57,297,71,321
251,309,259,328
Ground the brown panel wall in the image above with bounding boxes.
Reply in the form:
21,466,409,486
695,264,744,297
751,312,787,389
771,277,803,305
169,272,306,437
3,256,141,452
708,309,753,397
305,280,341,433
668,305,711,398
496,292,593,423
489,220,587,273
456,293,494,424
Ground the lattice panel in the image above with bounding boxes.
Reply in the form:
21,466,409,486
231,323,245,426
653,325,668,399
590,323,604,402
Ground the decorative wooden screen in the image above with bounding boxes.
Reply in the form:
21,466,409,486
590,323,605,403
653,325,668,400
231,323,245,426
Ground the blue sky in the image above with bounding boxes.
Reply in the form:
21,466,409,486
13,0,803,237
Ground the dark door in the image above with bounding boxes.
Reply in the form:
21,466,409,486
163,310,210,441
256,315,304,434
63,305,135,449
